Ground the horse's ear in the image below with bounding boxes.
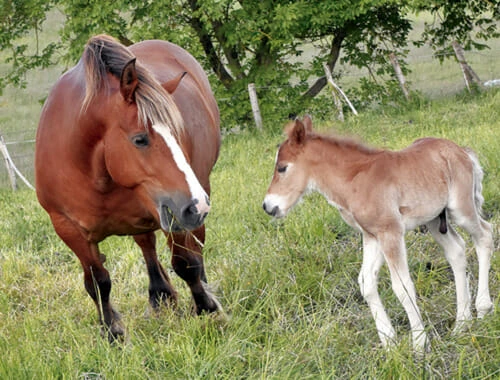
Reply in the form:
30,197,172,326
290,119,306,145
164,71,187,94
120,58,138,104
302,114,313,132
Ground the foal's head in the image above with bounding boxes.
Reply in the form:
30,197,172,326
262,115,315,218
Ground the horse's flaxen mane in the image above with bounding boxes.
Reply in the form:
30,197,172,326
82,34,183,136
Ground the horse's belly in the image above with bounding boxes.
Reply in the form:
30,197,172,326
90,215,159,239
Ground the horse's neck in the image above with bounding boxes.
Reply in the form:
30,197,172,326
308,137,378,208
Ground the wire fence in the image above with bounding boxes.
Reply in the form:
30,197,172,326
1,49,499,190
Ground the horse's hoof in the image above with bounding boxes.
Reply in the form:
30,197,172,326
101,319,126,344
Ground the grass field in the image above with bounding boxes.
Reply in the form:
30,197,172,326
0,89,499,378
0,11,499,378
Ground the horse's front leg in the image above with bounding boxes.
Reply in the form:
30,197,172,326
134,232,178,310
359,234,396,348
167,226,221,314
50,213,125,342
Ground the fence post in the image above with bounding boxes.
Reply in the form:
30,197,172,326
0,135,18,190
0,135,35,191
248,83,263,130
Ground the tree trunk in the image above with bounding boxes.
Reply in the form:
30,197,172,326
451,40,483,92
303,30,346,99
187,0,235,88
388,52,410,101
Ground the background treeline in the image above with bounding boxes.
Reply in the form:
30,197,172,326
1,0,499,126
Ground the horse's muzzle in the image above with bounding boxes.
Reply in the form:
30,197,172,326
158,197,208,232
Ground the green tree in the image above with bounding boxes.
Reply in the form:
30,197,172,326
412,0,500,90
54,0,415,124
0,0,59,92
1,0,498,126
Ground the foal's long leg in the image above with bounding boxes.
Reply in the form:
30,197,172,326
425,217,472,329
167,226,221,314
134,232,178,310
378,230,428,351
451,212,494,318
359,234,395,347
471,218,494,318
49,213,124,342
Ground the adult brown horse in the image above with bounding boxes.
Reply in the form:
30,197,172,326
35,35,222,341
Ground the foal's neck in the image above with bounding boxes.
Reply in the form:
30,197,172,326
307,135,381,205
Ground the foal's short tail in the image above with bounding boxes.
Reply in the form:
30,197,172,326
465,147,486,216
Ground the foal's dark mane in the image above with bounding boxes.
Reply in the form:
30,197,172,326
82,35,183,136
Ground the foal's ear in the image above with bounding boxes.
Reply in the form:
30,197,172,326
302,114,313,132
164,71,187,94
120,58,139,104
290,119,307,145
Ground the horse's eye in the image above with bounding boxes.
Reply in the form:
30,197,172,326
132,133,149,148
277,164,288,174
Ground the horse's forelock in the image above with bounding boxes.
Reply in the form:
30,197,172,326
81,35,184,137
134,73,184,138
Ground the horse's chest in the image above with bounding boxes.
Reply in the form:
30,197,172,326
74,191,158,240
327,200,362,231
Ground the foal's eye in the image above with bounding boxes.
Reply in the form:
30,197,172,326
131,133,149,148
277,164,288,174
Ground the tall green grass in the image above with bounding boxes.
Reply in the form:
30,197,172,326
0,90,499,378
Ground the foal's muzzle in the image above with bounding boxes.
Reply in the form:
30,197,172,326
262,201,280,217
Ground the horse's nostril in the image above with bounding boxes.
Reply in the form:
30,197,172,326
182,200,198,217
271,206,279,217
263,202,278,216
189,204,198,215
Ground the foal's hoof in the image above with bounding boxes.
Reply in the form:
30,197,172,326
452,319,472,335
477,301,493,319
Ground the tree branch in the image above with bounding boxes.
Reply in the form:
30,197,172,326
303,29,346,99
186,0,235,88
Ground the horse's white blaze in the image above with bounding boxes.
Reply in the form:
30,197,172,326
153,123,210,214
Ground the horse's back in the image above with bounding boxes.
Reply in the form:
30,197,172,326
406,137,472,173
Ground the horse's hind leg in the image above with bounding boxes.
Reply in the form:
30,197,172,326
49,213,124,342
451,211,494,318
167,226,221,315
472,218,494,318
426,217,472,330
134,232,178,310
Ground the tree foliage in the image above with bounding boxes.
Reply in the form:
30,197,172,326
0,0,59,92
1,0,499,127
413,0,500,60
